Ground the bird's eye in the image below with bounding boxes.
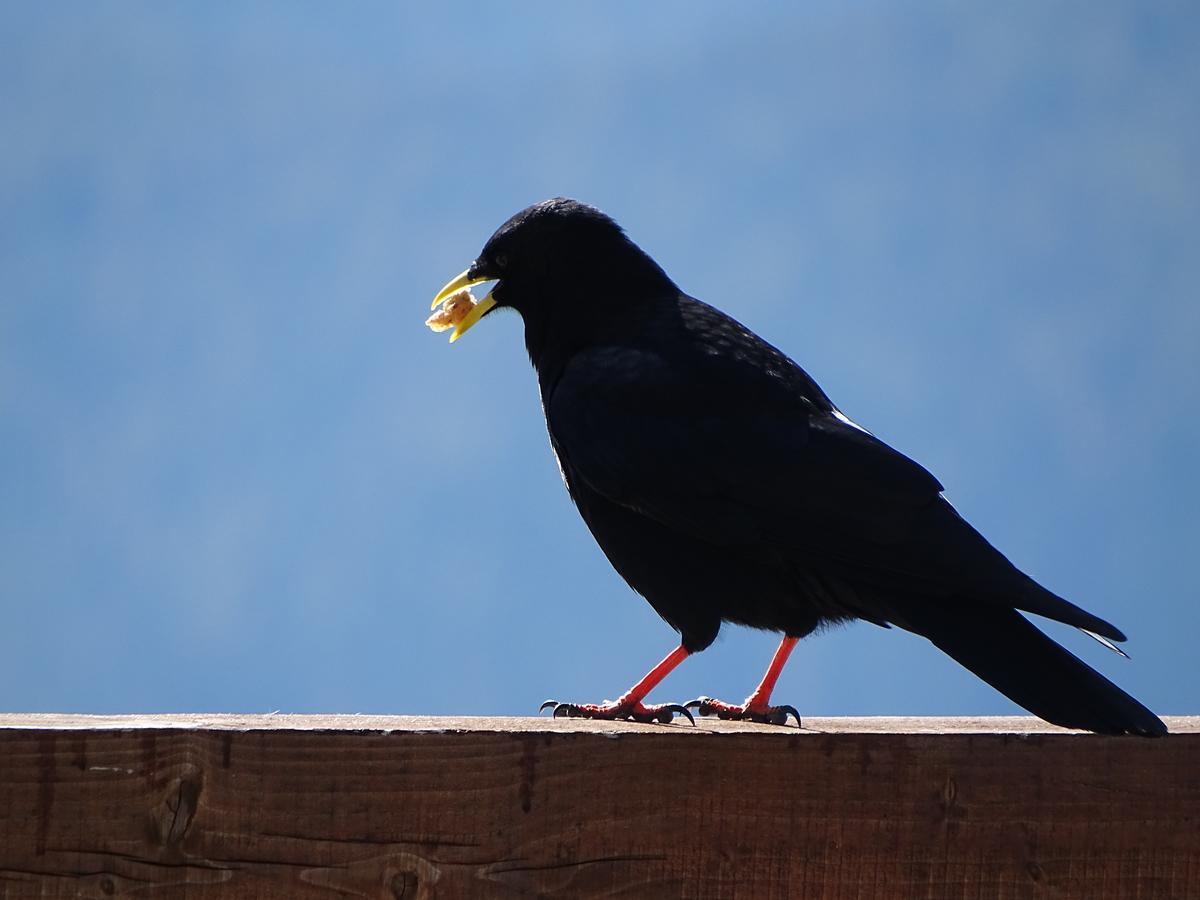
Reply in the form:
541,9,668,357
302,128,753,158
494,252,509,269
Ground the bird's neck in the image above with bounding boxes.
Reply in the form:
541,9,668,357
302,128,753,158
524,279,678,390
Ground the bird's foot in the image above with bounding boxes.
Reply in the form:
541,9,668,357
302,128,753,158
539,698,695,725
685,696,801,727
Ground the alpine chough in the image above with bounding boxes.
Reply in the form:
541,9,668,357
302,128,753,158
428,198,1166,736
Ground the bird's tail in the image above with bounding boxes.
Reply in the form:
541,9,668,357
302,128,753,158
901,602,1167,736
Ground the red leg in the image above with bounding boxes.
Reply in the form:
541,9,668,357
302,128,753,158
687,635,802,726
540,644,695,724
745,635,798,710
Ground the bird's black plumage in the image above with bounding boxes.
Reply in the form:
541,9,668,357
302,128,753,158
444,197,1165,736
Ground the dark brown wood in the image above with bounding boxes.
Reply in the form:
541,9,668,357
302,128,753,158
0,715,1196,899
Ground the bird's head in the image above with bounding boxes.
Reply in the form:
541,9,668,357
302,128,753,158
428,198,676,352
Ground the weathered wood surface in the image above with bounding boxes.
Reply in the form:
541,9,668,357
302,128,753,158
0,715,1196,899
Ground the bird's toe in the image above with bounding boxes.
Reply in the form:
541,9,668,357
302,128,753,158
684,696,801,727
537,698,694,725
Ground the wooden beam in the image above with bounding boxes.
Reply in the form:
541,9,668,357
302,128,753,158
1,715,1196,898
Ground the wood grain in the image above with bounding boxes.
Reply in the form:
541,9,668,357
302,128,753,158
0,716,1196,899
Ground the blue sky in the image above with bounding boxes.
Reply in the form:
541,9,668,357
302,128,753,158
2,4,1196,718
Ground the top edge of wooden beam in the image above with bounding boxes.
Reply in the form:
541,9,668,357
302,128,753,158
0,713,1196,734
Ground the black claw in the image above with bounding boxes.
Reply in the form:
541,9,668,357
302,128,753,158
540,701,582,718
774,705,802,727
663,704,696,726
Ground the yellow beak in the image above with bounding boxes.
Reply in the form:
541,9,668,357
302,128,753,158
429,267,499,343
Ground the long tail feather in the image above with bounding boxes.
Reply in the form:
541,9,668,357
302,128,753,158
902,602,1166,736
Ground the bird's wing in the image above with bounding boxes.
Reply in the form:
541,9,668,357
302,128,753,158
547,341,940,550
546,340,1122,639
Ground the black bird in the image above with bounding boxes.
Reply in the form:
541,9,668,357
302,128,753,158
428,198,1166,737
